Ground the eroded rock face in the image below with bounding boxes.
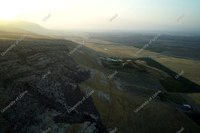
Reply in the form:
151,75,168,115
0,39,107,133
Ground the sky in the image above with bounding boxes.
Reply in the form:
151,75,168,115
0,0,200,32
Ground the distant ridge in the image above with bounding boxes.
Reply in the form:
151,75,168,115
0,20,49,35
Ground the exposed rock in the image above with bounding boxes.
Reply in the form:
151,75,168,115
0,39,107,133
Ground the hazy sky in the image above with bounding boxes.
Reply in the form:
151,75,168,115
0,0,200,32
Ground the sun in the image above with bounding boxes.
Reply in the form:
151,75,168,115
0,0,39,20
0,0,23,20
0,12,18,20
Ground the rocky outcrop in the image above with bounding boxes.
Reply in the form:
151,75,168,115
0,38,107,133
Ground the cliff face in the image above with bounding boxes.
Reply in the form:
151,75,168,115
0,38,106,133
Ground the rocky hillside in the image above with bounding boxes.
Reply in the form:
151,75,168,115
0,36,107,133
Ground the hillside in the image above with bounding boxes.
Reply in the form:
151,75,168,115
0,35,107,133
0,20,52,36
0,23,200,133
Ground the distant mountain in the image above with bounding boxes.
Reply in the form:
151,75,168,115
0,20,49,35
